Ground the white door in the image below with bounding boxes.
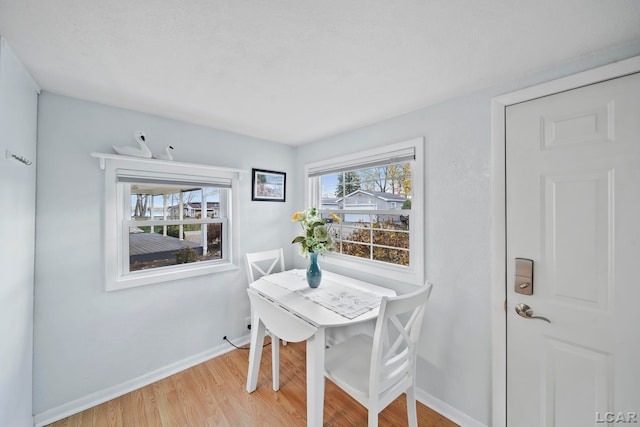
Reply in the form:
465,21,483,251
506,72,640,426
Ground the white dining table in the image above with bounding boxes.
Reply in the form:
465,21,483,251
245,269,396,427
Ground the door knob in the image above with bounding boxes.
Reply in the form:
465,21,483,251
515,303,551,323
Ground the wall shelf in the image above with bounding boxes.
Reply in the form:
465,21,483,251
90,152,247,174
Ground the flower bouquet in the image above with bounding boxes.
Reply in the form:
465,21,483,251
291,207,341,287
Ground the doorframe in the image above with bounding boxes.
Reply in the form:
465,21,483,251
490,55,640,427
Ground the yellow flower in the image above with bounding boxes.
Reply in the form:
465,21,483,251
291,211,304,222
330,213,342,223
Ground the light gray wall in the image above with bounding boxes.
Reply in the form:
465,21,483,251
33,92,297,415
294,42,640,425
0,39,39,427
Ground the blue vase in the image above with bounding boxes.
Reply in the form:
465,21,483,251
306,252,322,288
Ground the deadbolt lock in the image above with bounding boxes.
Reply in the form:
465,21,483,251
515,258,534,295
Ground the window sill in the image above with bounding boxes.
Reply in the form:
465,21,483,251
107,261,239,292
316,253,423,286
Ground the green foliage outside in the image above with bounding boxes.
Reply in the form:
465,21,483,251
175,246,198,264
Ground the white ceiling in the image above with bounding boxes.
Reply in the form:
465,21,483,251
1,1,640,145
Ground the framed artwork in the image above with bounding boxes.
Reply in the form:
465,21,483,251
251,168,286,202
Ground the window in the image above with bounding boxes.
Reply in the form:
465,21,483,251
97,154,241,291
305,138,424,285
122,179,228,273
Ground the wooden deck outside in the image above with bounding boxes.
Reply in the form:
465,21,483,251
129,233,202,256
129,233,204,266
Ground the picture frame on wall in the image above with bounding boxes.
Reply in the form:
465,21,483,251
251,168,286,202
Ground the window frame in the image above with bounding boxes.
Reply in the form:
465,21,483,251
304,138,424,285
98,154,241,291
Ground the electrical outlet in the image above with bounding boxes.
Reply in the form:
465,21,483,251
244,316,251,331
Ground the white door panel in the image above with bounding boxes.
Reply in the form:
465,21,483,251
506,73,640,426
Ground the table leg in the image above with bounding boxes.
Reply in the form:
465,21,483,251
271,334,279,391
246,312,266,393
306,327,326,427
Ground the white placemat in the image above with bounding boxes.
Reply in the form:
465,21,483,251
261,269,309,291
262,269,383,319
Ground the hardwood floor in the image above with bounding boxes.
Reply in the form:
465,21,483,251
48,339,458,426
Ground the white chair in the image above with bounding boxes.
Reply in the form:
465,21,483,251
245,248,286,390
245,248,285,283
324,282,434,427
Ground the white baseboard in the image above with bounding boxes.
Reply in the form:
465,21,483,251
33,336,250,427
416,388,487,427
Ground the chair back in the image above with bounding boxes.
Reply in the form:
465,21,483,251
245,248,285,283
369,282,433,409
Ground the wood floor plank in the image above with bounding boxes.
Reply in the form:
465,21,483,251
187,363,231,426
152,377,190,427
47,341,459,426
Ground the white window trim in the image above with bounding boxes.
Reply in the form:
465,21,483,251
304,137,425,285
92,153,244,291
